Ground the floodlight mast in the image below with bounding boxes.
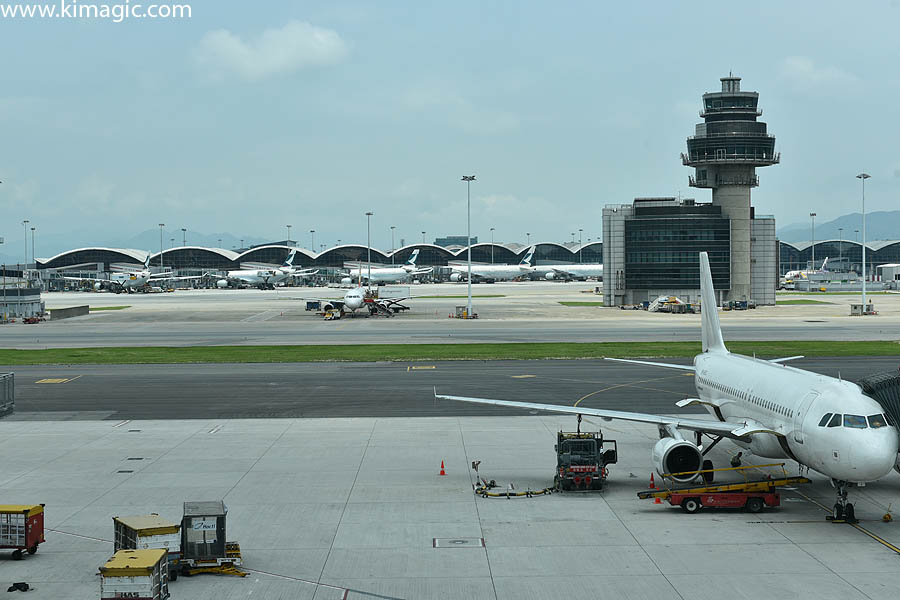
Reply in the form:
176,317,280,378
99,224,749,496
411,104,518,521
461,175,476,317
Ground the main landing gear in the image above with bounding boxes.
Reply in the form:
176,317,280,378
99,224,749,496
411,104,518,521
828,480,857,523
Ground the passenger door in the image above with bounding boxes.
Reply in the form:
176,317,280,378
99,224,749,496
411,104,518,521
792,391,820,444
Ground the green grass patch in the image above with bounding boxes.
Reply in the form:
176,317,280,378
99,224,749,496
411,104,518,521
777,290,890,295
1,341,898,366
417,294,506,299
558,301,604,307
775,299,833,305
89,305,131,311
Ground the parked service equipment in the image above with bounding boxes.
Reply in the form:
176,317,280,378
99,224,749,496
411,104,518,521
180,501,244,576
100,549,170,600
637,463,810,514
0,504,44,559
113,514,181,580
554,431,617,491
0,373,13,418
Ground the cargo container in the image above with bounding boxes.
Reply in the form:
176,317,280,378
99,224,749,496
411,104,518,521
113,514,181,580
0,504,44,559
99,549,169,600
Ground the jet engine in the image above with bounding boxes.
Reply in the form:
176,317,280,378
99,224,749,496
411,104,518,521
216,279,229,288
544,272,556,280
93,282,102,290
340,277,352,285
449,273,463,282
652,437,702,483
894,452,900,475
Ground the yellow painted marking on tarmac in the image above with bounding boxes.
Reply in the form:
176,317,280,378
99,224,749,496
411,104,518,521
573,374,688,407
792,487,900,555
36,378,69,384
66,375,83,383
511,375,536,379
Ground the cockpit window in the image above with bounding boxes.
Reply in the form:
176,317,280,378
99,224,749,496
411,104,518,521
843,414,867,429
818,413,833,427
867,414,887,429
827,414,842,428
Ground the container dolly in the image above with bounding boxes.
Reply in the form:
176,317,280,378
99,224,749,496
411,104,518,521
637,463,811,513
0,504,45,560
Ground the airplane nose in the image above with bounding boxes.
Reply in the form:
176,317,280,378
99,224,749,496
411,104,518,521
850,430,899,481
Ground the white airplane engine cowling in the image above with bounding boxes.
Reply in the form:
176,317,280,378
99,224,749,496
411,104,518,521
652,437,702,483
544,272,556,280
894,452,900,475
340,277,352,285
449,273,463,282
94,282,102,290
216,280,228,288
321,302,335,312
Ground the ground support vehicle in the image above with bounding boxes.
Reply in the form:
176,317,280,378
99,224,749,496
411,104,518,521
99,549,170,599
638,463,810,513
113,514,182,581
554,430,617,491
179,501,245,576
0,504,44,559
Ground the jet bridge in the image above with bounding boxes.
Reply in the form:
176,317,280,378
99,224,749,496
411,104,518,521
858,370,900,428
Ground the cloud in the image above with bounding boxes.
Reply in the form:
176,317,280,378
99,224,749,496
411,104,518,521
778,56,856,89
193,20,348,81
403,82,520,135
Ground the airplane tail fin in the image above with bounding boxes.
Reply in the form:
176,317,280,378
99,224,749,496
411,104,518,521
282,249,296,268
821,257,828,272
520,246,535,267
405,248,420,266
144,255,151,269
699,252,727,354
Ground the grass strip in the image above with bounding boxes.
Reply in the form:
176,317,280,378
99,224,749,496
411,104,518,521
775,299,833,305
558,301,604,307
89,305,131,311
1,341,898,365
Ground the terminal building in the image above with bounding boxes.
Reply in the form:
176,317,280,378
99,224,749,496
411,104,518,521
603,75,779,307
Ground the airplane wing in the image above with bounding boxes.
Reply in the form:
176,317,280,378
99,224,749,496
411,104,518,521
148,273,206,281
605,357,695,371
768,355,804,364
434,391,753,439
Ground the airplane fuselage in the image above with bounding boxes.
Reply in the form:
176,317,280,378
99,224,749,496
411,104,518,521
694,352,898,483
348,266,427,284
450,264,533,281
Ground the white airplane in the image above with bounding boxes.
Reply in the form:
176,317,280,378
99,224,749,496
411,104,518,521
303,286,414,319
449,246,535,282
342,249,433,285
784,257,828,282
61,256,199,293
218,249,317,289
437,251,899,521
540,263,604,281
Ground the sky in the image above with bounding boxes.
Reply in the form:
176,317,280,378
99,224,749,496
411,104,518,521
1,0,899,260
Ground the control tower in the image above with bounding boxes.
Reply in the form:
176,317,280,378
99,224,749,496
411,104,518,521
682,76,779,301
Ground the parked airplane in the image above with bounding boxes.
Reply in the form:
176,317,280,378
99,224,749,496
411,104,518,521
437,252,898,521
303,286,413,319
61,256,200,293
342,249,432,285
783,257,828,282
217,249,317,289
448,247,535,282
539,263,604,281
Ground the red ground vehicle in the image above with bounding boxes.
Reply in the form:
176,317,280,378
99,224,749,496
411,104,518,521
0,504,45,559
669,491,780,513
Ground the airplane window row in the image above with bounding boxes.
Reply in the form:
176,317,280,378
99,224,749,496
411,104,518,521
817,412,892,429
697,376,792,417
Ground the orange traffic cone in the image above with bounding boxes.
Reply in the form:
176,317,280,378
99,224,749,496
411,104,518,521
439,460,446,476
649,473,656,489
654,497,662,504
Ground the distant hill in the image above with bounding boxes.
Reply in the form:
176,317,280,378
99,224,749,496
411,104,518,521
777,210,900,243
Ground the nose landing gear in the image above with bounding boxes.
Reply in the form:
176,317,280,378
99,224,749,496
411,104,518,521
828,480,858,523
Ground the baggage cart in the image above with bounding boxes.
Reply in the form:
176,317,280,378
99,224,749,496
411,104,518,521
179,501,245,576
113,514,181,580
0,504,44,560
100,549,170,600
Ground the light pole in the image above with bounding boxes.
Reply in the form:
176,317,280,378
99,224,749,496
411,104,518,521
838,227,843,267
240,238,244,250
857,173,871,309
287,224,292,244
365,211,374,285
809,213,816,270
571,232,575,243
421,231,426,243
181,228,187,247
390,226,396,264
30,227,35,268
461,175,476,318
490,227,495,264
309,230,315,251
218,238,222,248
22,220,29,265
526,232,530,246
854,229,859,243
158,224,165,270
579,228,583,263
